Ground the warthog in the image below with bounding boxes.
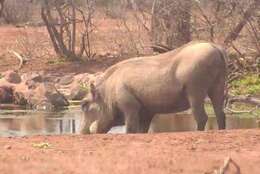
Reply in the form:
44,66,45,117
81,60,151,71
80,42,227,134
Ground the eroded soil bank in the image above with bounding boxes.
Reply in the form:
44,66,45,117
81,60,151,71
0,129,259,174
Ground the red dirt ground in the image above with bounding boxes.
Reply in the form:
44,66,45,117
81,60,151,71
0,25,125,74
0,129,260,174
1,24,260,174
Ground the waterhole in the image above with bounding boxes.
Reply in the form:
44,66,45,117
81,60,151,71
0,107,259,137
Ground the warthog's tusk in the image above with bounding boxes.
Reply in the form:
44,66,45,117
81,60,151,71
89,121,98,134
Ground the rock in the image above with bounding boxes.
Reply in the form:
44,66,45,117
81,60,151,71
0,71,106,110
68,72,105,100
0,86,14,104
4,71,21,84
12,81,30,106
28,82,69,110
69,85,88,100
16,73,69,110
35,101,55,111
58,74,74,85
21,72,43,83
13,91,27,105
11,80,69,110
4,145,12,150
59,73,98,101
22,72,44,89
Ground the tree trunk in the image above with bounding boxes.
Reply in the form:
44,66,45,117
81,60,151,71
0,0,4,17
41,0,81,60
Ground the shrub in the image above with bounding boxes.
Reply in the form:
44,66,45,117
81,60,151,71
3,0,33,24
231,74,260,95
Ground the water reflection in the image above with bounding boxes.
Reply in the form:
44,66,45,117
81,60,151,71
0,107,82,137
0,108,258,137
149,114,259,133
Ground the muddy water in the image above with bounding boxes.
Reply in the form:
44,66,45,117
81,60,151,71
0,107,82,137
149,113,259,132
0,107,259,137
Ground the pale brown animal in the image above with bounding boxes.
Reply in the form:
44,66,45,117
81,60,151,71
80,42,227,134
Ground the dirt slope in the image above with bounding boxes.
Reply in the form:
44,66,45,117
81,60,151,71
0,129,259,174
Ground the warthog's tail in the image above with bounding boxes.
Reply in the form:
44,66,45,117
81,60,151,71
211,43,229,105
211,43,228,77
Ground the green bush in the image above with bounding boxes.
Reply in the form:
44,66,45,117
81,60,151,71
230,74,260,95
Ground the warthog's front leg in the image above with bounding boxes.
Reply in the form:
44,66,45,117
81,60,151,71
89,118,113,134
117,85,142,133
125,111,140,133
87,108,115,134
139,112,154,133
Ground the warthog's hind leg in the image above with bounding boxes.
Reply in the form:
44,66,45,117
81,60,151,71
187,90,208,131
208,77,226,130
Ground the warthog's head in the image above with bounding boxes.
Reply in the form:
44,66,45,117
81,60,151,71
80,83,104,134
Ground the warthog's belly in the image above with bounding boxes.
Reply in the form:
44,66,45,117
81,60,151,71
142,89,190,114
123,68,190,113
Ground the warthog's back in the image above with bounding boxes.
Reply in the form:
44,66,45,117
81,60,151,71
99,42,225,83
98,42,226,113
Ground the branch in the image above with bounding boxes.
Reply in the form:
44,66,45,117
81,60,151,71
227,72,242,84
194,1,215,42
225,106,259,114
228,95,260,106
224,1,259,46
8,50,26,70
246,19,260,55
71,2,76,54
150,0,158,41
74,3,95,59
214,157,241,174
41,4,62,56
150,44,172,53
55,4,71,50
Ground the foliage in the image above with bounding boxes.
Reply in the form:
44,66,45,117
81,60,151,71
230,74,260,95
2,0,34,24
0,0,259,91
79,82,89,93
32,142,51,149
47,58,66,65
41,0,96,60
